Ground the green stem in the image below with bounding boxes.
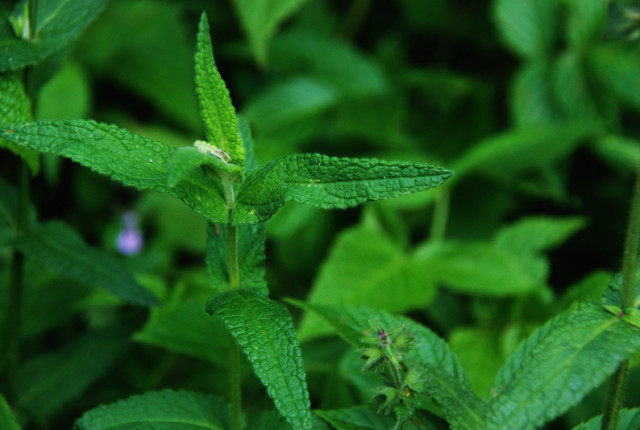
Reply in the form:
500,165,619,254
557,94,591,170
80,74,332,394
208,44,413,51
227,219,242,430
429,188,450,242
601,156,640,430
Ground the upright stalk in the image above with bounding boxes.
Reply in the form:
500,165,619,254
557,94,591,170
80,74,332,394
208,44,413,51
3,0,37,402
601,157,640,430
429,188,450,242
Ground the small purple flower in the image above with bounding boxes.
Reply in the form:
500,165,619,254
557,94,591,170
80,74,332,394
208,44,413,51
116,211,143,255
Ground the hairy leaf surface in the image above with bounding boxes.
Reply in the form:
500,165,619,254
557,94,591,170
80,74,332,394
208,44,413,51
0,74,38,172
0,0,107,71
0,395,20,430
231,0,310,65
1,120,228,223
207,290,311,429
74,389,230,430
206,222,267,295
195,13,244,165
486,302,640,430
16,330,126,418
234,154,452,224
15,221,160,306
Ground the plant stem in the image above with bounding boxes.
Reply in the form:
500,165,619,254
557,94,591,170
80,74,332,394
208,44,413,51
429,188,450,242
601,156,640,430
227,219,242,430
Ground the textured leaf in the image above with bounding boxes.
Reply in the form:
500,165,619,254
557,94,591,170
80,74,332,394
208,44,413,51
571,408,640,430
291,301,469,385
73,390,230,430
298,224,437,340
206,222,267,295
0,0,107,71
207,289,311,429
238,114,258,171
195,13,244,165
565,0,608,46
0,395,20,430
493,0,558,58
0,73,38,173
168,146,242,188
14,221,160,306
492,216,586,256
133,299,229,367
16,330,126,418
486,302,640,430
234,154,452,224
314,406,390,430
1,120,228,223
231,0,311,65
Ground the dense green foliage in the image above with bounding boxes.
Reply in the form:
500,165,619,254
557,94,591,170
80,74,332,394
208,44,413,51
2,0,640,429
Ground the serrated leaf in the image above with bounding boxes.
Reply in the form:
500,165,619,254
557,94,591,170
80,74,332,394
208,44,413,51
1,120,228,223
0,394,20,430
206,222,267,295
168,146,242,187
133,299,229,367
492,216,586,256
565,0,608,46
195,13,244,166
231,0,311,66
207,289,311,429
571,408,640,430
14,221,160,306
493,0,558,58
298,224,437,340
73,389,230,430
16,330,126,418
234,154,452,224
486,302,640,430
0,74,38,173
0,0,107,71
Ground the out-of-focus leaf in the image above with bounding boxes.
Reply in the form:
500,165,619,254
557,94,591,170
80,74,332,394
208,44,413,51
557,271,611,311
207,290,311,429
0,394,20,430
486,302,640,430
0,73,38,173
314,406,393,430
511,62,557,126
36,61,90,120
565,0,609,46
592,134,640,172
298,224,438,340
16,330,126,418
553,51,600,121
589,43,640,111
492,216,586,256
493,0,558,58
74,390,230,430
0,0,106,71
231,0,311,66
15,221,160,306
571,408,640,430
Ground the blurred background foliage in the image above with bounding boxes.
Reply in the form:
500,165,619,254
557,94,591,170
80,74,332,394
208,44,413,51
3,0,640,428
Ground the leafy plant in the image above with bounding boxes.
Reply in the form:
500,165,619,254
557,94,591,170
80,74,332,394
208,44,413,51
2,1,640,429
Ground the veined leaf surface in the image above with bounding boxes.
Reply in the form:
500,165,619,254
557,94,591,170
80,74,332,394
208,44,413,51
234,153,452,224
195,13,244,166
207,289,311,429
571,408,640,430
1,120,228,223
486,302,640,430
0,73,38,172
15,221,160,306
0,0,107,71
73,390,230,430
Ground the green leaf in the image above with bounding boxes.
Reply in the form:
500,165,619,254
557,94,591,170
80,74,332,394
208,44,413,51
314,406,391,430
0,394,20,430
133,298,229,367
298,224,437,340
493,0,558,58
234,154,452,224
0,0,107,71
206,222,267,295
603,263,640,309
486,302,640,430
207,289,311,429
1,120,228,223
195,13,244,166
73,389,230,430
553,51,601,121
510,62,557,127
168,146,242,188
36,61,90,120
231,0,311,66
492,216,586,256
589,43,640,112
565,0,609,46
571,408,640,430
238,114,258,171
0,74,38,173
14,221,160,306
16,330,126,418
